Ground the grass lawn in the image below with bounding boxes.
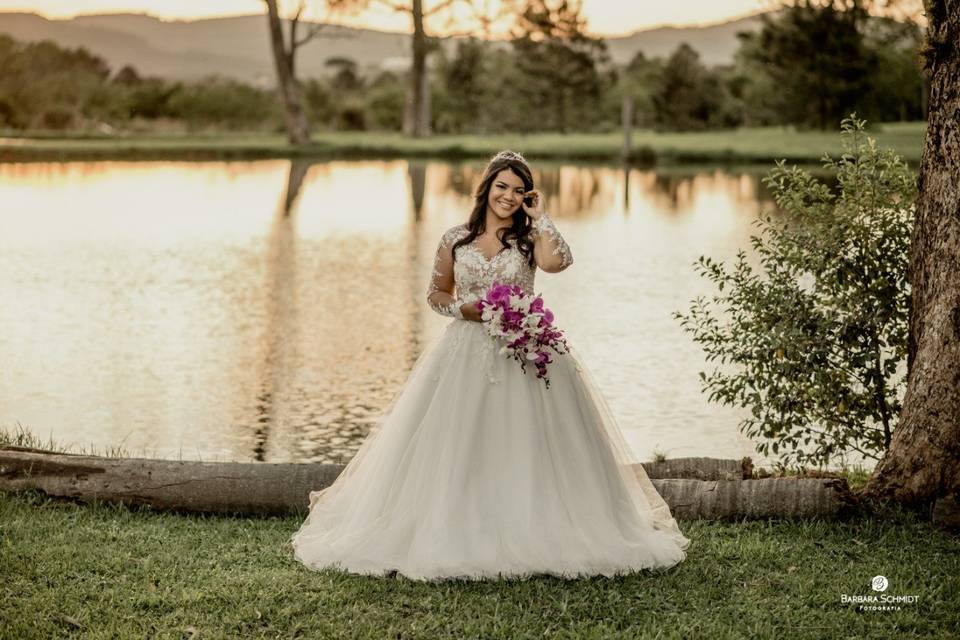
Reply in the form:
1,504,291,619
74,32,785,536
0,122,926,165
1,427,954,639
1,487,957,639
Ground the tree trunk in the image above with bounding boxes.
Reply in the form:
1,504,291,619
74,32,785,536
264,0,311,146
1,448,854,519
860,1,960,523
635,457,752,481
403,0,431,138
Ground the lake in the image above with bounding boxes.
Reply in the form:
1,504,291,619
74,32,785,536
0,158,858,469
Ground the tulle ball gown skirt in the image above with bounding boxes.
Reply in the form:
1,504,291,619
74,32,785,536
290,319,691,582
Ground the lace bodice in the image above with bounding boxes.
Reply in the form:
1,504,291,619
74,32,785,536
427,213,573,319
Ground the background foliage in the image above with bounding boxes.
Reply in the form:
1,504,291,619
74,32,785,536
0,0,928,134
673,116,914,468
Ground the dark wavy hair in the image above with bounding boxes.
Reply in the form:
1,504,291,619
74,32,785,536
451,150,536,267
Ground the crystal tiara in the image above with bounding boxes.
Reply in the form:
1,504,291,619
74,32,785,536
491,150,528,164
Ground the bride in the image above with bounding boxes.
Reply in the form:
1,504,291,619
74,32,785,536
290,150,691,581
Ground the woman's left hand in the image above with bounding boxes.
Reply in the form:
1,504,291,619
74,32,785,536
522,189,545,219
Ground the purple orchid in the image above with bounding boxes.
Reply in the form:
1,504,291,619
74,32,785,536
476,281,568,387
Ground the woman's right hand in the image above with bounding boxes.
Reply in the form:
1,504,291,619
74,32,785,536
459,301,483,322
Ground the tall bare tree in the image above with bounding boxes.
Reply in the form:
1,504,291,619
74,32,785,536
330,0,504,137
406,0,432,137
263,0,322,145
860,0,960,520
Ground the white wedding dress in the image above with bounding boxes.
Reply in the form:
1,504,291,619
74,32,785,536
291,213,691,581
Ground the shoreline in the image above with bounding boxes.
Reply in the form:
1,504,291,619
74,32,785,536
0,123,925,164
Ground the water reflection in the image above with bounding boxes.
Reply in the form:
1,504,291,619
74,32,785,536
253,159,306,460
1,158,803,468
432,160,775,220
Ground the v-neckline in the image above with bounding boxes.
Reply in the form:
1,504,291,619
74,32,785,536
470,227,515,263
470,241,508,263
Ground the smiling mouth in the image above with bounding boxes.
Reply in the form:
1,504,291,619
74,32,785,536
497,201,515,210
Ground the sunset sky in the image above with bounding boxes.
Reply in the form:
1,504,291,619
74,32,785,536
0,0,776,36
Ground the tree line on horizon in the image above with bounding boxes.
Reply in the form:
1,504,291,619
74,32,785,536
0,0,927,136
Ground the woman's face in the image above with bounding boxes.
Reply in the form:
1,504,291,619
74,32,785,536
486,168,527,221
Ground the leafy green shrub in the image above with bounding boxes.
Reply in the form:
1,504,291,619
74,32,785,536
123,79,179,119
303,78,336,129
335,103,367,131
365,82,405,131
165,77,279,130
0,97,24,128
40,107,74,130
673,115,914,468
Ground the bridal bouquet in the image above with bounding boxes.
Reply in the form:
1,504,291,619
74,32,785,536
476,282,568,387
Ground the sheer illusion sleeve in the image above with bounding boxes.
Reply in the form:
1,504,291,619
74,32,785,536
531,212,574,273
426,227,465,319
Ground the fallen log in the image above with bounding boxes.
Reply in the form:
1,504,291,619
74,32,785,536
0,446,856,519
0,446,341,517
636,457,752,481
654,476,857,520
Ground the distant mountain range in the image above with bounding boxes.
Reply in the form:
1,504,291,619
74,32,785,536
0,11,765,85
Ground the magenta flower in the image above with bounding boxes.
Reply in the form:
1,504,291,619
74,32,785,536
476,281,568,388
487,284,512,308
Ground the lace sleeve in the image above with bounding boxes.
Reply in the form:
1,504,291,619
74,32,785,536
531,212,573,273
426,227,465,319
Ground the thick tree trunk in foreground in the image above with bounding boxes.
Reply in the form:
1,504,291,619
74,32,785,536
1,448,853,519
860,1,960,521
264,0,311,145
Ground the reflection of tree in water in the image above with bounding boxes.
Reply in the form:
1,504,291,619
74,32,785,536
444,162,478,199
433,161,782,224
623,163,631,211
436,162,606,219
250,159,310,460
648,173,686,212
408,161,426,222
281,158,312,217
640,170,776,216
540,166,607,218
270,159,430,464
406,160,426,368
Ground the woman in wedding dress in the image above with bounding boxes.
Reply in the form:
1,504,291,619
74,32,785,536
290,150,691,581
